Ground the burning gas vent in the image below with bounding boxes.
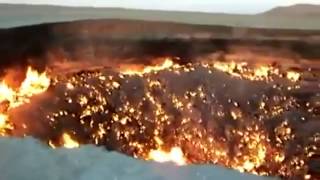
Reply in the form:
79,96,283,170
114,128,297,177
0,57,319,179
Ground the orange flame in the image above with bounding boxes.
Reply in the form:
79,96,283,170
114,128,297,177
121,58,175,75
19,67,51,97
212,61,301,82
0,114,11,135
148,147,187,166
286,71,300,82
61,133,79,149
0,67,50,134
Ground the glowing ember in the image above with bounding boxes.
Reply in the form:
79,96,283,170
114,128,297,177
61,133,80,149
148,147,186,166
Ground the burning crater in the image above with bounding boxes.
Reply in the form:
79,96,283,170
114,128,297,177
0,56,319,179
0,20,320,180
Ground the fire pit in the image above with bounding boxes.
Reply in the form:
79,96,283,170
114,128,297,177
0,54,319,179
0,12,319,179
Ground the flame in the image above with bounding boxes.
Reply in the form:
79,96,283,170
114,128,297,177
148,147,186,166
0,59,313,178
61,133,79,149
0,67,50,135
0,114,7,127
213,61,244,78
121,59,301,83
0,83,14,104
236,142,267,174
0,114,10,135
212,61,301,82
46,59,310,177
19,67,51,97
0,67,50,108
286,71,300,82
121,58,175,75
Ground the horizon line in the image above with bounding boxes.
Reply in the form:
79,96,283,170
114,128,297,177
1,2,319,15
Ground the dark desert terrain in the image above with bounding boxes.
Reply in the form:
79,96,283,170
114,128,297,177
0,3,320,74
0,3,320,29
